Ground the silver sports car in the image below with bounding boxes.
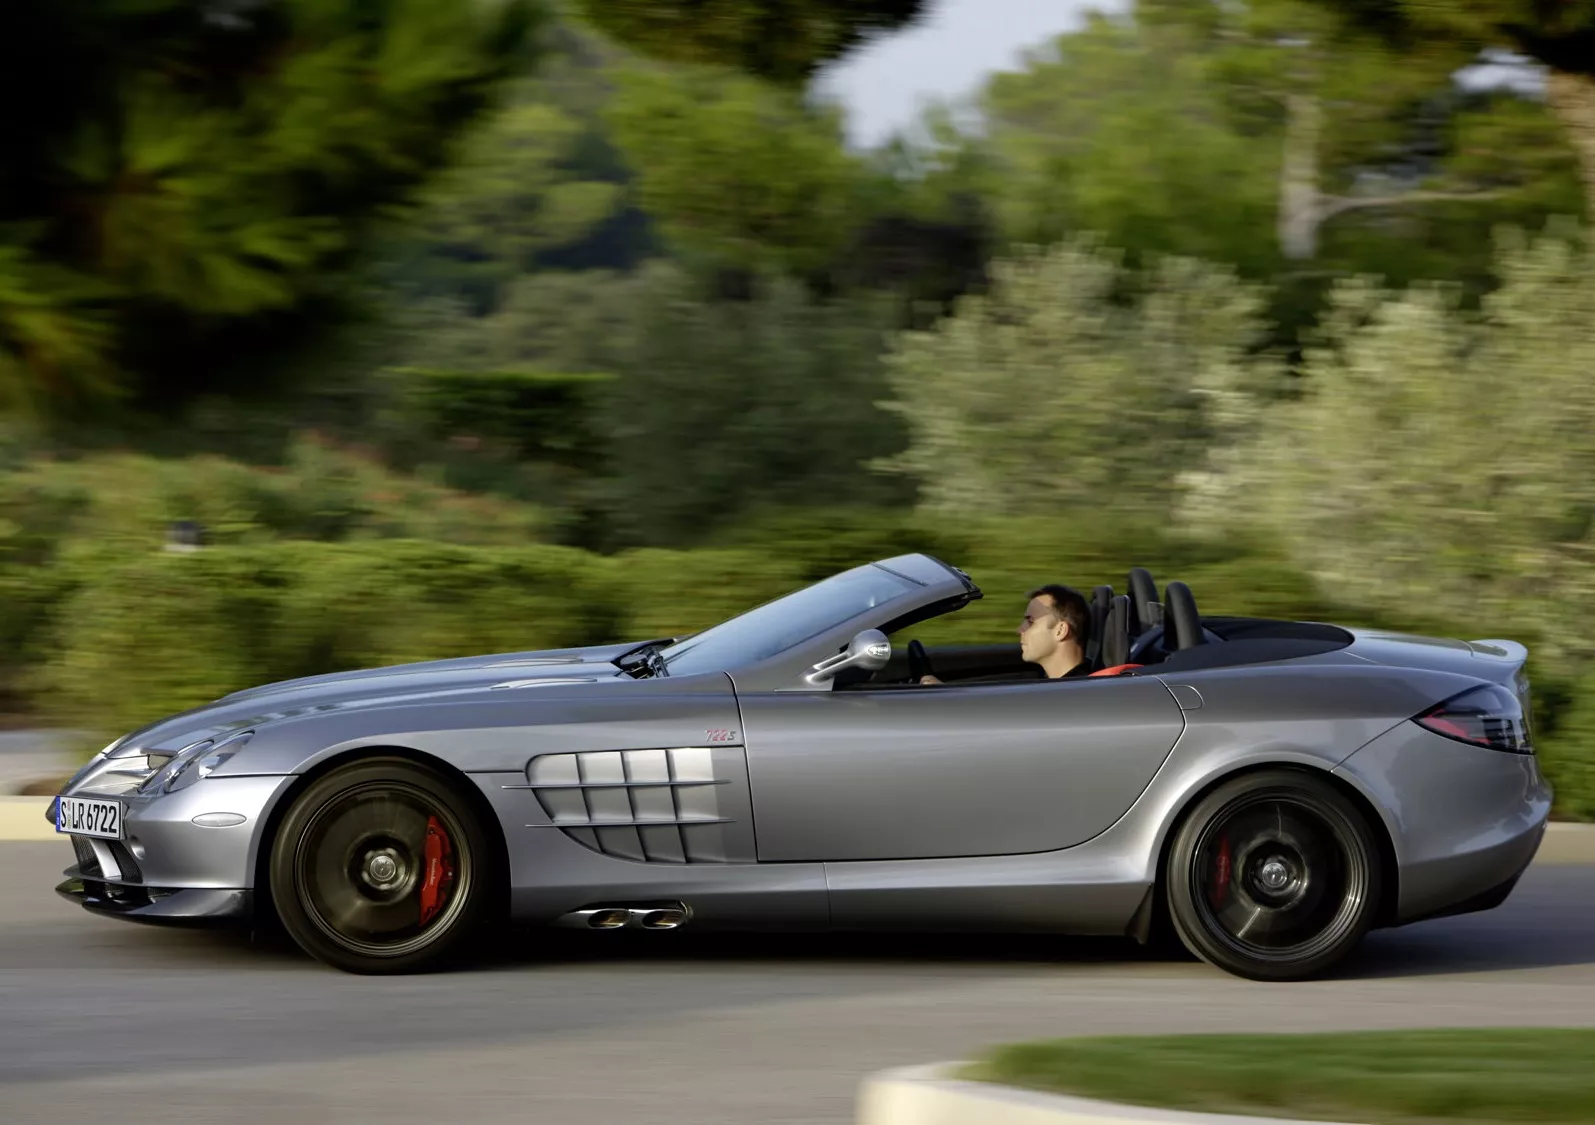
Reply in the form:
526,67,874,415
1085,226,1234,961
48,554,1551,981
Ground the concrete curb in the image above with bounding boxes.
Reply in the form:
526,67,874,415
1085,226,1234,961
0,796,61,842
856,1063,1358,1125
1537,821,1595,864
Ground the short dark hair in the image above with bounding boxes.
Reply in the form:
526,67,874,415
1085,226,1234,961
1028,584,1091,649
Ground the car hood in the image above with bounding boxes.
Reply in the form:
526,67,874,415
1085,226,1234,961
113,639,663,752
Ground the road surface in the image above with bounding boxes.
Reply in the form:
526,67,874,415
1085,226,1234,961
1,840,1592,1124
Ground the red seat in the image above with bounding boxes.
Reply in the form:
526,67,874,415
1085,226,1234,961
1089,663,1143,677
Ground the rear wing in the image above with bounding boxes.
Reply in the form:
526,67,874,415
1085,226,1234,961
1465,639,1528,666
1468,638,1534,736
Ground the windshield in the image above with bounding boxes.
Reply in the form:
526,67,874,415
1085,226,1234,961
658,564,921,675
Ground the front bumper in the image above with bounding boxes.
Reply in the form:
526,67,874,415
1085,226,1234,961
55,870,252,927
48,774,291,926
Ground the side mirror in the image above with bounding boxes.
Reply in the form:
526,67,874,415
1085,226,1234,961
805,629,892,685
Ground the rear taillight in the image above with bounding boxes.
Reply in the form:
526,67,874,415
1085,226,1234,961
1415,684,1533,754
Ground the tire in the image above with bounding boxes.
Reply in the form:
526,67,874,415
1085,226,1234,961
1165,769,1383,982
268,756,497,974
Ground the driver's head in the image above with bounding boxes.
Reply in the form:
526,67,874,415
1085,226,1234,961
1018,584,1090,670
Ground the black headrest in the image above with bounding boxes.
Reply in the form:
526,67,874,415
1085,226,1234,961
1128,567,1162,635
1164,580,1204,650
1085,584,1112,668
1102,594,1132,669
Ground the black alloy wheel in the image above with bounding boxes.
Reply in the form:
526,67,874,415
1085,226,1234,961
1165,769,1383,981
269,757,497,974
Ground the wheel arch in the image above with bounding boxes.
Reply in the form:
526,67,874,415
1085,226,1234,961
1147,761,1401,937
249,743,511,931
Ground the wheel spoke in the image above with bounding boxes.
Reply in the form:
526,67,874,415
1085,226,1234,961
295,779,469,959
1192,791,1363,963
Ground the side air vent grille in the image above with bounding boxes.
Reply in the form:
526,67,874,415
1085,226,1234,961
517,747,752,864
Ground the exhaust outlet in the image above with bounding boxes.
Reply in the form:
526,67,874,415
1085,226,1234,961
634,907,688,930
558,902,691,930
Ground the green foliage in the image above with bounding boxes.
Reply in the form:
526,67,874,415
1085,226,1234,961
579,264,910,546
958,0,1581,306
573,0,926,85
0,0,540,419
0,441,559,715
604,65,869,274
598,547,810,640
1324,0,1595,218
383,96,625,311
382,366,611,466
875,237,1275,526
0,438,553,561
1538,669,1595,821
376,15,658,312
968,1029,1595,1125
35,540,617,738
974,11,1283,276
1185,222,1595,659
1333,0,1595,75
426,262,914,546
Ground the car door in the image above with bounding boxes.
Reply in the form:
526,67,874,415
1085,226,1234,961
738,676,1187,862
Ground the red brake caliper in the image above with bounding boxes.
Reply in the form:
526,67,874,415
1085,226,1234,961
419,815,455,927
1211,835,1231,906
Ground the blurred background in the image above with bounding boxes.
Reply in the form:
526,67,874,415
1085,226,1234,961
2,0,1593,820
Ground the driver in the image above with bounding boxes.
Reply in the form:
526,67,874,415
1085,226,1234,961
919,584,1092,684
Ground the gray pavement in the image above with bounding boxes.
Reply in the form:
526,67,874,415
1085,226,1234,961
1,841,1593,1124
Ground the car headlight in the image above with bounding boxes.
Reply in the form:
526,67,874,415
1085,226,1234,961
162,730,254,793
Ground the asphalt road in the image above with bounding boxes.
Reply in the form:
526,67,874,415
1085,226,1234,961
2,842,1593,1125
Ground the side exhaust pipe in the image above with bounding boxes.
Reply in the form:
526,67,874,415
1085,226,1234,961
635,907,687,930
558,902,692,931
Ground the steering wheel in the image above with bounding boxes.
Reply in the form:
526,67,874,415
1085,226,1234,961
907,639,936,683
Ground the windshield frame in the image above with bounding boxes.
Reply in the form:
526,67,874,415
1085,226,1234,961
655,562,928,677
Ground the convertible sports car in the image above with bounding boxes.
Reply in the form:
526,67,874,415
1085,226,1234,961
48,554,1550,981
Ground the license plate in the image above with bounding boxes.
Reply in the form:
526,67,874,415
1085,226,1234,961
56,797,123,840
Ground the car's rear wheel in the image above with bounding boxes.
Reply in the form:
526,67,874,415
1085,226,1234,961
268,757,495,974
1165,769,1383,982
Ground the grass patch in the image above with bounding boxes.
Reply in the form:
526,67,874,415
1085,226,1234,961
963,1029,1595,1125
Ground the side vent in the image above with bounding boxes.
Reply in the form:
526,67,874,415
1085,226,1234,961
511,747,754,864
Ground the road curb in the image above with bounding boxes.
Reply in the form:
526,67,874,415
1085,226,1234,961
856,1063,1357,1125
1533,821,1595,864
0,796,59,841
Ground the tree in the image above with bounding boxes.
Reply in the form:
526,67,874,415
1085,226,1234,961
578,264,907,546
0,0,538,421
1325,0,1595,219
573,0,926,85
1182,221,1595,657
604,64,870,276
973,11,1283,275
971,3,1578,271
874,237,1273,526
375,13,661,315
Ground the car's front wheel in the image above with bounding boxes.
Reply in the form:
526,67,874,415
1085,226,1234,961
1165,769,1383,982
268,757,496,974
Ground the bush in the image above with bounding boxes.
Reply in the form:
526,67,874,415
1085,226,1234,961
1186,225,1595,662
35,541,618,743
0,438,554,559
875,237,1274,526
598,546,810,640
0,565,81,714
